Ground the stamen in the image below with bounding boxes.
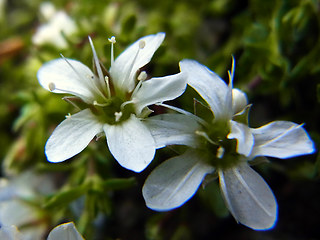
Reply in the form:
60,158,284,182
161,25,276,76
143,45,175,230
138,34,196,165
114,111,122,122
108,36,116,66
93,100,110,107
108,36,116,44
49,82,91,102
137,71,147,81
131,71,147,98
131,80,143,98
195,130,218,145
121,40,146,91
88,36,111,98
65,113,72,119
228,55,235,88
48,82,56,91
60,54,108,101
139,40,146,49
120,100,135,110
216,146,225,159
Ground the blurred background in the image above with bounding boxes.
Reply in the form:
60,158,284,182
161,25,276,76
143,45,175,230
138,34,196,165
0,0,319,239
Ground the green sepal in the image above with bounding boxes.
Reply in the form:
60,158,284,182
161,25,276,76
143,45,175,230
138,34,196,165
232,104,252,125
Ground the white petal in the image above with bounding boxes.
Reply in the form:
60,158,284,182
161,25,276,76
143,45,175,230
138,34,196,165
104,114,155,172
228,121,254,157
45,109,103,163
250,121,315,159
37,58,98,103
47,222,84,240
0,200,39,230
144,114,201,148
232,88,248,114
0,225,23,240
110,33,165,94
143,150,214,211
219,163,277,230
179,59,232,121
32,11,77,49
133,72,186,115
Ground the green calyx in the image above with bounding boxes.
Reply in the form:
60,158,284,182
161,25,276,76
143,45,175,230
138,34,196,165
206,138,241,170
200,121,242,170
90,97,136,125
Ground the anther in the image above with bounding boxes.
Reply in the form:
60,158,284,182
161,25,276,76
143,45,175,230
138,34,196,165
114,112,122,122
139,40,146,49
108,36,116,44
195,130,218,145
48,82,56,91
93,101,109,107
65,113,72,119
137,71,147,81
216,146,225,159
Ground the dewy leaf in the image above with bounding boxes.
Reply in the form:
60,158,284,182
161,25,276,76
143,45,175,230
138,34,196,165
250,121,315,159
142,150,214,211
218,163,277,230
104,114,155,172
47,222,84,240
145,113,202,148
45,109,103,163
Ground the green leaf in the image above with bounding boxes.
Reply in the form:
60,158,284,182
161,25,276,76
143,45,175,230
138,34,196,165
44,184,89,209
102,177,137,190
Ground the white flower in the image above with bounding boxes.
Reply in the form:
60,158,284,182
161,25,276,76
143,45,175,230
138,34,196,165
37,33,186,172
32,3,77,49
143,59,315,230
0,222,84,240
0,171,55,240
47,222,84,240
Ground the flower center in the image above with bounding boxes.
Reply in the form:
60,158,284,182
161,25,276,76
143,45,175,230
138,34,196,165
91,97,136,125
197,121,242,170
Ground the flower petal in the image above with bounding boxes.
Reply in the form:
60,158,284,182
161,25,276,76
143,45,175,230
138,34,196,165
133,72,186,115
0,225,23,240
179,59,232,121
250,121,315,159
232,88,248,115
45,109,103,163
143,150,214,211
38,58,98,103
47,222,84,240
110,33,165,94
219,163,277,230
104,114,155,172
145,114,201,148
228,121,254,157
